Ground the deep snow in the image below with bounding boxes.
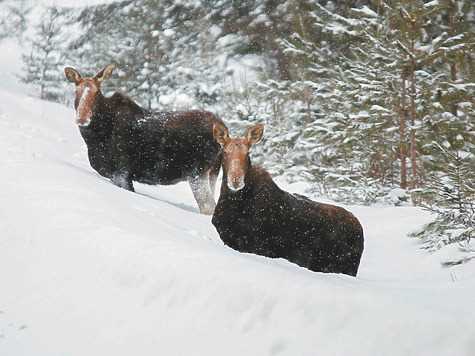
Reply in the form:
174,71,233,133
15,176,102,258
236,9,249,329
0,36,474,356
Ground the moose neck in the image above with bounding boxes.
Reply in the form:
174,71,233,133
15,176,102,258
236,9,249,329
90,91,108,117
78,92,115,144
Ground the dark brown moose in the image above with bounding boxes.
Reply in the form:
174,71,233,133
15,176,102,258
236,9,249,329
211,123,364,276
64,65,223,214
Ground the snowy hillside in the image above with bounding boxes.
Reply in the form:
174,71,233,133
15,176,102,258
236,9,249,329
0,78,475,355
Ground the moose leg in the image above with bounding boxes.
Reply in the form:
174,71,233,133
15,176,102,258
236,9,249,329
209,152,222,199
111,131,134,192
188,172,216,215
209,164,220,199
112,169,134,191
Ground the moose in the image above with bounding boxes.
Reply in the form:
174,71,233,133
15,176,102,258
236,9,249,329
64,65,223,214
211,123,364,276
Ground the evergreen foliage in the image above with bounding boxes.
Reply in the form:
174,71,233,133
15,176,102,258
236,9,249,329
412,145,474,259
65,0,225,110
21,7,67,102
0,0,31,40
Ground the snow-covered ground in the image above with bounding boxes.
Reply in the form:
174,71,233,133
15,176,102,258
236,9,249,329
0,42,474,356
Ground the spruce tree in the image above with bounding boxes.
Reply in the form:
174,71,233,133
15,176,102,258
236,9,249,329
0,0,31,41
21,7,66,102
413,145,474,260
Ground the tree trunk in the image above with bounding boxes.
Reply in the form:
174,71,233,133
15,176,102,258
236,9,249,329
409,64,418,189
399,75,408,190
448,2,458,117
409,33,418,189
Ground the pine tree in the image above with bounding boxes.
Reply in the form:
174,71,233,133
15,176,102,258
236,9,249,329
268,0,474,203
67,0,224,110
21,7,66,102
412,145,474,261
275,2,404,202
0,0,31,41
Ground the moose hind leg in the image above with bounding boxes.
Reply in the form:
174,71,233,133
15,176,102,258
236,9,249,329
188,172,216,215
209,153,222,198
209,165,220,199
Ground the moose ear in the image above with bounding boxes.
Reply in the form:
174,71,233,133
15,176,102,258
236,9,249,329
213,122,229,147
64,67,81,84
245,124,264,145
95,64,116,82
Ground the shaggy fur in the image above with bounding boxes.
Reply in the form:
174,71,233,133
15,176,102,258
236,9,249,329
65,65,222,214
78,91,222,189
212,135,364,276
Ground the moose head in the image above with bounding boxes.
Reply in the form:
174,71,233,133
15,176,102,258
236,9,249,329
213,123,264,192
64,64,115,126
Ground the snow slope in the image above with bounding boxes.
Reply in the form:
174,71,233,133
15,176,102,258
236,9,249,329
0,58,474,356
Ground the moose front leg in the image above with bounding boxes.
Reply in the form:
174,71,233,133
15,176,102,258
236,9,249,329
111,130,134,192
111,169,134,191
188,172,216,215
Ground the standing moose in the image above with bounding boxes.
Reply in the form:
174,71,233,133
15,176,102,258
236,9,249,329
211,123,364,276
64,64,222,214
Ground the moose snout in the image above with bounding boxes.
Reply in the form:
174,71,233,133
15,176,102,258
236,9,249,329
226,158,246,191
76,118,91,127
227,170,245,192
228,176,244,191
76,107,93,127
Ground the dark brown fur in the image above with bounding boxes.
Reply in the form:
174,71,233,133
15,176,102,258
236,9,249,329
212,124,364,275
65,66,222,214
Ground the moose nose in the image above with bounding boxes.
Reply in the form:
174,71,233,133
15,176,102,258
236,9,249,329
76,115,92,127
76,117,91,127
228,159,245,191
228,176,245,191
